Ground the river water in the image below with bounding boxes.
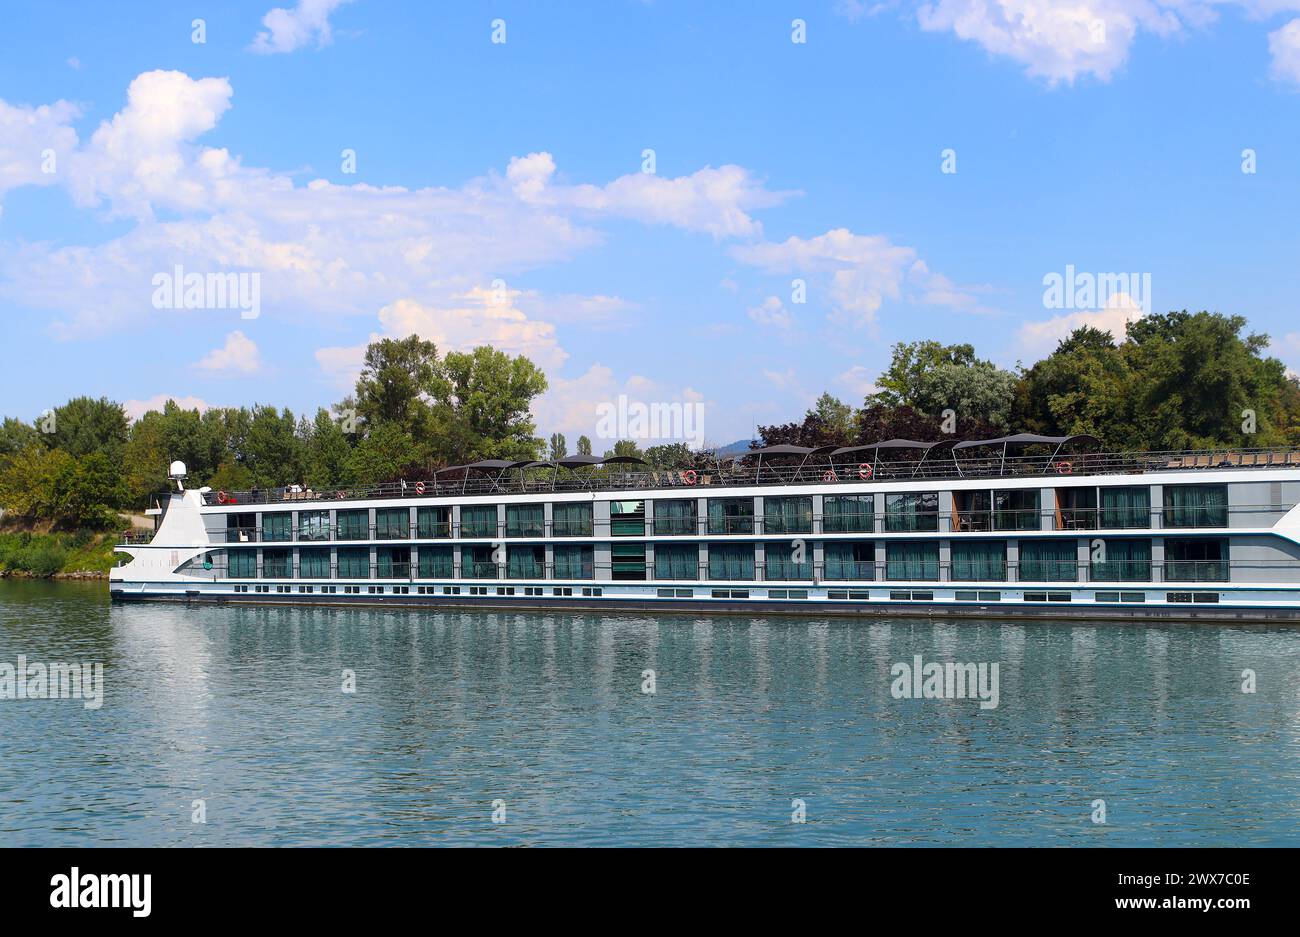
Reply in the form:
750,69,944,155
0,580,1297,846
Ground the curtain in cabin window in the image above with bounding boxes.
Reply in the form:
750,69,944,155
418,546,454,578
377,547,410,578
653,499,697,535
228,549,257,578
375,509,410,540
262,513,292,542
417,507,451,539
1091,538,1151,581
1164,538,1229,581
886,541,939,580
823,495,873,533
262,549,292,578
1018,539,1077,582
506,503,544,538
708,498,754,534
763,497,812,534
553,544,593,579
950,540,1006,581
336,510,369,541
763,541,812,579
552,502,593,536
653,543,699,579
1163,485,1227,528
708,542,755,580
823,541,874,580
337,547,370,578
465,545,497,578
885,493,938,532
1099,487,1150,529
460,505,498,538
298,548,331,579
507,545,545,578
298,511,331,541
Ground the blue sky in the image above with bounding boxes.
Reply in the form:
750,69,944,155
3,0,1300,446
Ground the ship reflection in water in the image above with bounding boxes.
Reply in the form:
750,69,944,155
1,581,1298,846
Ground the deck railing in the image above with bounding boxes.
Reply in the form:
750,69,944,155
197,446,1300,508
172,558,1294,585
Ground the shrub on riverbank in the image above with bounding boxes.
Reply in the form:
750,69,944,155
0,530,117,578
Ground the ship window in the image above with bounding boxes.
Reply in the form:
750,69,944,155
885,492,939,532
610,500,646,536
652,499,697,535
1163,485,1228,528
994,489,1040,531
707,498,754,535
1120,591,1146,602
763,496,813,534
1095,592,1120,602
375,508,410,540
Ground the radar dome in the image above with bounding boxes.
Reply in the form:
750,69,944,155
169,461,188,478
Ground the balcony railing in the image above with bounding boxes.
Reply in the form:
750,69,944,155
199,446,1300,507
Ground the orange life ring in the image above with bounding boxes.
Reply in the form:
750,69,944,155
415,481,426,495
217,490,229,504
823,469,839,483
858,463,873,480
1055,460,1073,475
683,469,698,485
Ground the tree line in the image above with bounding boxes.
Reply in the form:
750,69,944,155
1,311,1297,530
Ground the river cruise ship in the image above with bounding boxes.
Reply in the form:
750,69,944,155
110,434,1300,621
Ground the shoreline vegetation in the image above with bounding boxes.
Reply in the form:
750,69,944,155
2,313,1299,581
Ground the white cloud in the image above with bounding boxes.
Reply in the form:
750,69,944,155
122,395,213,421
315,288,568,390
836,364,879,398
505,151,793,239
1016,292,1145,357
250,0,351,54
733,227,983,328
0,98,80,207
911,1,1300,85
531,364,711,445
1269,18,1300,82
0,73,788,339
746,296,794,329
195,330,262,374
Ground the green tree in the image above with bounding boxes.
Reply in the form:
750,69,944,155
577,435,593,456
644,442,693,469
348,422,417,484
304,408,354,489
42,397,129,460
435,346,548,462
354,336,442,437
243,405,304,487
810,392,855,443
603,439,644,460
549,432,567,460
866,341,980,409
0,418,40,464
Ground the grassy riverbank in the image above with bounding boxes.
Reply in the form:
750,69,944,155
0,530,119,579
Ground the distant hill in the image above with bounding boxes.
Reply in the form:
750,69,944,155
711,438,755,458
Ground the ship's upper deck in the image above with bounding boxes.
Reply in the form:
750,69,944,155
199,445,1300,509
